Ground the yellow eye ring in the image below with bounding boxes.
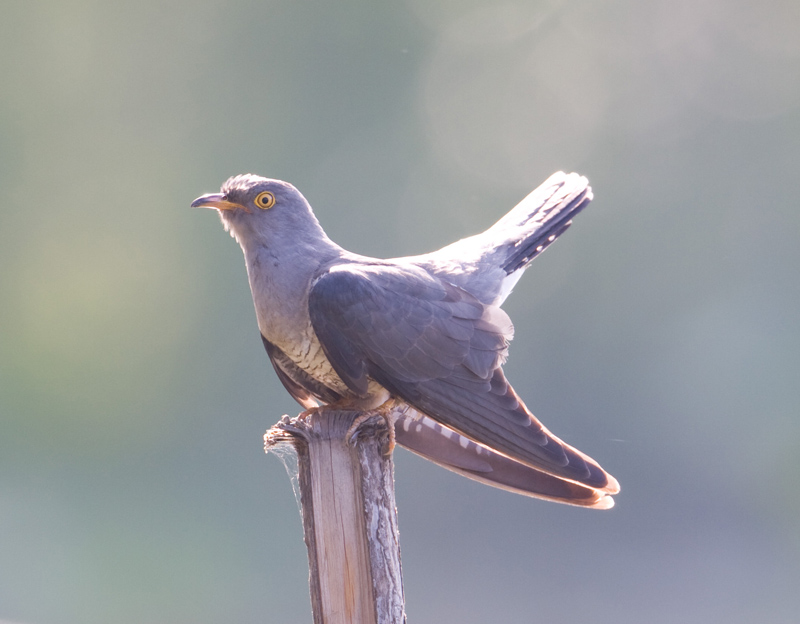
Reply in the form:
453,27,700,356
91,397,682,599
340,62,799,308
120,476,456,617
254,191,276,210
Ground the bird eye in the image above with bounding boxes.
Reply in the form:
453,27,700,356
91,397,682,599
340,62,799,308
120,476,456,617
254,191,276,209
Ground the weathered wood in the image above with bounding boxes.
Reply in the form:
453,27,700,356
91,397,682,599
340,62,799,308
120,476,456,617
265,408,406,624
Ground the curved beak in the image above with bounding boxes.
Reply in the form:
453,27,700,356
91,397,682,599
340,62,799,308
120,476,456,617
191,192,242,211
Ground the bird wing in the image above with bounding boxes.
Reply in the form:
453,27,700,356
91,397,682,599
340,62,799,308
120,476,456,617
260,330,613,506
308,262,617,493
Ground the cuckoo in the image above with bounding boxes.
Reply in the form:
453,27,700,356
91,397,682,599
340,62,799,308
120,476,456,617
193,172,619,508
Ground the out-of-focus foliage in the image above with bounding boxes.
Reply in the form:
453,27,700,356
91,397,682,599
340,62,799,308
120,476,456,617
1,0,798,622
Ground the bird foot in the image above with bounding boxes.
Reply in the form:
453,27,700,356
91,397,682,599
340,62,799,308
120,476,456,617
297,406,321,422
374,398,405,456
345,399,401,456
296,396,360,421
381,416,397,457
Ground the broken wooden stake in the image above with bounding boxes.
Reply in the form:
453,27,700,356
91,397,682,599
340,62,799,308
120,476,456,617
265,407,406,624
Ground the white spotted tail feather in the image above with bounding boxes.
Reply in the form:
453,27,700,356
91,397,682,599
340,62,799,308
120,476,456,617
420,172,593,307
394,409,614,509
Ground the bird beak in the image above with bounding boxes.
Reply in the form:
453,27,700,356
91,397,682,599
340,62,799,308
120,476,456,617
191,193,242,211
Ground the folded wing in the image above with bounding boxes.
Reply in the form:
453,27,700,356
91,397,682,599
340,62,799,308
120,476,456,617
308,263,618,493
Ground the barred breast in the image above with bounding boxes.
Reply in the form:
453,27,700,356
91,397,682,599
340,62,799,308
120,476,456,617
281,325,390,408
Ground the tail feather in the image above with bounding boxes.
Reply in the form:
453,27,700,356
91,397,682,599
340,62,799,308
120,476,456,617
421,172,594,306
491,171,593,275
394,409,615,509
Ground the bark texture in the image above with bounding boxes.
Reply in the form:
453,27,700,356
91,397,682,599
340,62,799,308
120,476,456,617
265,408,406,624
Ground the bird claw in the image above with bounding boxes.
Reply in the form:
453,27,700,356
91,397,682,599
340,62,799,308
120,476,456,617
382,421,396,457
374,399,402,456
343,399,401,457
345,412,374,444
297,406,321,422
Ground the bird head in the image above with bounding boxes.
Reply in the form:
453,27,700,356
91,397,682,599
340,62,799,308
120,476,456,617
192,174,328,249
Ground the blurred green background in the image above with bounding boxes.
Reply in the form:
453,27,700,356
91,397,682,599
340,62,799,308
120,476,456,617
2,0,799,622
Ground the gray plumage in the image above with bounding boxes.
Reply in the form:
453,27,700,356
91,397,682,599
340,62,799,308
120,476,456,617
193,172,619,508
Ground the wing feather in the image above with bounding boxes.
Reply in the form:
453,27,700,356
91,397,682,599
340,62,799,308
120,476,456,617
308,263,617,492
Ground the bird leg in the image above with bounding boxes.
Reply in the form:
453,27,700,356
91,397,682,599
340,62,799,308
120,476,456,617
342,398,404,456
377,400,401,457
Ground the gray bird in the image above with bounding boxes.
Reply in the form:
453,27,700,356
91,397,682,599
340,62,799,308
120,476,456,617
193,172,619,509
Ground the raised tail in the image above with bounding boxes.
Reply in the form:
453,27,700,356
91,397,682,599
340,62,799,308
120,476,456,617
490,171,592,275
421,172,593,307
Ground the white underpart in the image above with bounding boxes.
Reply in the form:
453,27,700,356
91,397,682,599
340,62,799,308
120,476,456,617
494,269,525,306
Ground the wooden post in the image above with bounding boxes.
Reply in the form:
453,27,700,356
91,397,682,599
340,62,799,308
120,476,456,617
264,407,406,624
